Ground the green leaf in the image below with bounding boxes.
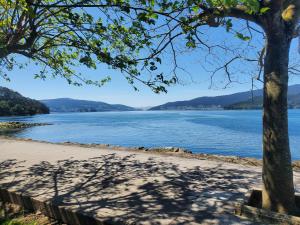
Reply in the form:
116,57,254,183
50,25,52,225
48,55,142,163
192,5,199,13
149,12,158,19
235,32,251,41
259,7,270,14
149,0,155,7
225,19,232,32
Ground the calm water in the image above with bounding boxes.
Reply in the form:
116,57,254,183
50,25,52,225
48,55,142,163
1,110,300,159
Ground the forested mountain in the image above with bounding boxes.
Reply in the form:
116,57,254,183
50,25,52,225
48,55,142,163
150,84,300,110
41,98,137,112
0,87,49,116
225,93,300,109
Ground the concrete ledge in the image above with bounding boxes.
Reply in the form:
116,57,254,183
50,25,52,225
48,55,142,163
0,188,122,225
235,189,300,225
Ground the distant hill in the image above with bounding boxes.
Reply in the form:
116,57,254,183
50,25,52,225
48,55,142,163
225,92,300,109
224,96,263,110
0,87,49,116
289,93,300,108
150,84,300,110
41,98,137,112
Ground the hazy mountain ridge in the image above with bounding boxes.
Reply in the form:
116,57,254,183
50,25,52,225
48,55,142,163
225,92,300,109
41,98,137,112
0,87,49,116
150,84,300,110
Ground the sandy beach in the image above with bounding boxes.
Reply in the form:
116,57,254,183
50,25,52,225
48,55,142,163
1,138,299,224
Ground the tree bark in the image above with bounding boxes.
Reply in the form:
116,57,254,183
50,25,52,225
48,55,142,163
262,26,297,214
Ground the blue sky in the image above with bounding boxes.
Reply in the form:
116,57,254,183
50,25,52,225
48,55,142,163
1,63,255,107
2,18,300,107
3,53,300,108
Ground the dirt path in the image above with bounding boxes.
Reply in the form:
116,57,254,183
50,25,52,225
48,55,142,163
0,138,294,224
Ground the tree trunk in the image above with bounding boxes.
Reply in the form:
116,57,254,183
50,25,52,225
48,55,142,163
262,28,297,214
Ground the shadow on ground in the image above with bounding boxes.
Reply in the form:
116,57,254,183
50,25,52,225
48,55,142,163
0,154,260,224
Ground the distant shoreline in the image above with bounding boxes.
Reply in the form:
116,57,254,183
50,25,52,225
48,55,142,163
4,108,300,116
0,122,51,129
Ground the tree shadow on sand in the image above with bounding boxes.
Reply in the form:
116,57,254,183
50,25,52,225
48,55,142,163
0,154,260,224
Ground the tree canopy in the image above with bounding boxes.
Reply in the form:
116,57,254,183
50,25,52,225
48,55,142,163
2,0,298,93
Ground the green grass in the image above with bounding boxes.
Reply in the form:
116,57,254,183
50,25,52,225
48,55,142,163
0,218,38,225
0,203,45,225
